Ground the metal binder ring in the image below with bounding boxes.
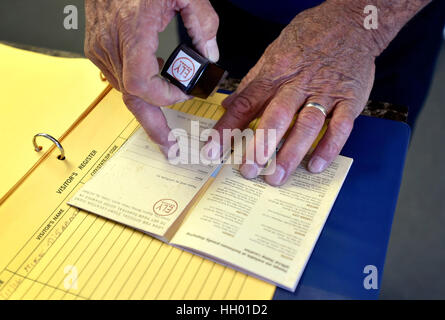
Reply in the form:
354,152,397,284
33,133,65,160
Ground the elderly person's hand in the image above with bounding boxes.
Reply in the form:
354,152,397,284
84,0,219,155
209,0,430,186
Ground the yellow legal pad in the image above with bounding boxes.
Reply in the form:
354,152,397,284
0,87,276,300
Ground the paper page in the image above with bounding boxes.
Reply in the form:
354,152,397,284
0,89,275,300
68,108,221,237
172,156,353,291
0,43,107,201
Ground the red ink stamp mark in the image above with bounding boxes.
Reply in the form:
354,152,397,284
172,57,195,82
153,199,178,216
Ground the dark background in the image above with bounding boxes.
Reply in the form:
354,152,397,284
0,0,85,54
1,0,444,299
0,0,178,58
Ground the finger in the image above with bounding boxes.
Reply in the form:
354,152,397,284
307,101,356,174
239,86,306,179
203,78,275,159
264,96,334,186
179,0,220,61
121,6,188,106
122,93,176,156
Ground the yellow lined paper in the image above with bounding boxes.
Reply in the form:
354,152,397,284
0,89,275,300
0,44,107,202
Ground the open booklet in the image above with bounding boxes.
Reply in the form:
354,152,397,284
68,107,353,292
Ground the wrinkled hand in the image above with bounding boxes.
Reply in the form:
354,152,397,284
210,1,378,186
84,0,219,154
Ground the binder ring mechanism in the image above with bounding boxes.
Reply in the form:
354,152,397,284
33,133,65,160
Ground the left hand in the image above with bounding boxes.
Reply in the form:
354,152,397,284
208,1,378,186
84,0,219,156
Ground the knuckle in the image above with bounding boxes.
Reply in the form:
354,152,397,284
123,94,142,113
254,78,274,91
230,95,256,120
213,12,220,29
269,106,294,130
201,11,219,36
330,116,354,137
275,106,294,121
123,76,146,97
211,11,220,31
297,110,324,136
323,139,342,157
279,153,298,172
228,79,273,119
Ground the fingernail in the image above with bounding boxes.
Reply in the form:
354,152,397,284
205,37,219,62
240,164,260,179
308,156,327,173
266,165,285,186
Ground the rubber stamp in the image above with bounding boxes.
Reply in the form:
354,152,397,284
161,43,227,99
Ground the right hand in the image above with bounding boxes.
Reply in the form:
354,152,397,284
84,0,219,154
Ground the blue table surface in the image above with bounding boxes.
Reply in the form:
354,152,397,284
272,115,411,300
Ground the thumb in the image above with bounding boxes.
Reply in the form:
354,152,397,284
179,0,220,62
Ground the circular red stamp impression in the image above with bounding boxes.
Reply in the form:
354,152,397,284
153,199,178,216
171,57,196,82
